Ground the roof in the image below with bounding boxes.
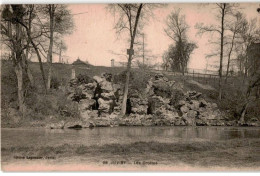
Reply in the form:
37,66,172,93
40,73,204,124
72,59,89,66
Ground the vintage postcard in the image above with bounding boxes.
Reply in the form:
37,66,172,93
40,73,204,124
1,1,260,172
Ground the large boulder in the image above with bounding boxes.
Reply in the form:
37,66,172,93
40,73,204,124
78,99,96,111
93,76,103,83
98,98,112,113
130,97,148,115
186,91,202,100
101,92,115,100
189,100,200,111
180,105,189,114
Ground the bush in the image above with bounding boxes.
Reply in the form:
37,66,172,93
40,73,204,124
76,74,94,84
32,94,57,116
113,70,134,84
56,92,79,118
50,77,60,89
131,70,151,92
114,70,151,92
169,89,185,106
71,87,86,102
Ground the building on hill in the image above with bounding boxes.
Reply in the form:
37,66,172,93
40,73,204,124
72,57,91,67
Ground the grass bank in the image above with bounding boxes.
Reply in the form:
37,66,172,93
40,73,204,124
2,138,260,169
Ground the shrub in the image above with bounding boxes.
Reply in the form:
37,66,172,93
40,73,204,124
131,70,151,92
114,70,151,92
76,74,94,84
50,77,60,89
71,87,86,102
113,70,134,84
57,92,79,118
169,89,185,106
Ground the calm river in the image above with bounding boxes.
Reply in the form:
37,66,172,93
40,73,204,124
2,126,260,148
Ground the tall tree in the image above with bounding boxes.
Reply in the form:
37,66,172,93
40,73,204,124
239,43,260,123
1,5,28,113
224,12,245,82
196,3,238,100
236,17,259,80
46,5,55,91
163,41,197,73
164,9,196,75
18,5,48,92
109,4,144,115
39,4,74,91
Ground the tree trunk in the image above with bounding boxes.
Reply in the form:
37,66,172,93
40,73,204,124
225,31,236,83
121,58,132,115
22,51,34,87
14,62,26,114
18,5,47,93
47,5,55,91
120,4,143,116
240,102,248,123
24,39,34,86
218,4,226,100
25,27,47,93
240,75,260,122
243,55,248,83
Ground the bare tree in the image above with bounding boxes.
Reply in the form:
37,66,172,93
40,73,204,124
39,4,74,91
236,18,259,80
109,4,144,115
19,5,48,92
1,5,30,113
224,12,245,82
164,8,196,75
239,43,260,123
196,3,238,100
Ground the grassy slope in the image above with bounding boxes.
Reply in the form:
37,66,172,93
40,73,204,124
1,60,126,127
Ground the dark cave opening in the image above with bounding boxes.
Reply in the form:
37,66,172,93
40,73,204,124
126,98,132,115
147,98,155,115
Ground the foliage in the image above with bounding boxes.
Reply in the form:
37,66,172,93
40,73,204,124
114,70,152,94
164,9,197,74
113,70,135,84
76,74,94,84
169,89,185,107
71,88,86,103
50,77,61,89
163,42,197,72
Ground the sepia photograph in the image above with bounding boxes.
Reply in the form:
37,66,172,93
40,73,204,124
1,0,260,172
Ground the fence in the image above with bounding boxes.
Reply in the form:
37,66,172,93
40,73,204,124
151,68,245,89
111,60,242,88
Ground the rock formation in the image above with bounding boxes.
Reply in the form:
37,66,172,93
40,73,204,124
53,72,229,128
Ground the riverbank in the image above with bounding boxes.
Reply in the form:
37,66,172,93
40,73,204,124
2,138,260,171
2,114,260,129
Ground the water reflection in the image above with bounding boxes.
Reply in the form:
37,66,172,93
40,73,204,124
2,126,260,148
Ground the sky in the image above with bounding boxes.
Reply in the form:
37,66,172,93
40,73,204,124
56,3,260,70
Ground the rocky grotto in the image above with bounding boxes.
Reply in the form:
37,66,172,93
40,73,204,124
47,72,258,129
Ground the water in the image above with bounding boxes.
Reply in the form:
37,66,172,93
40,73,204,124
2,126,260,148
